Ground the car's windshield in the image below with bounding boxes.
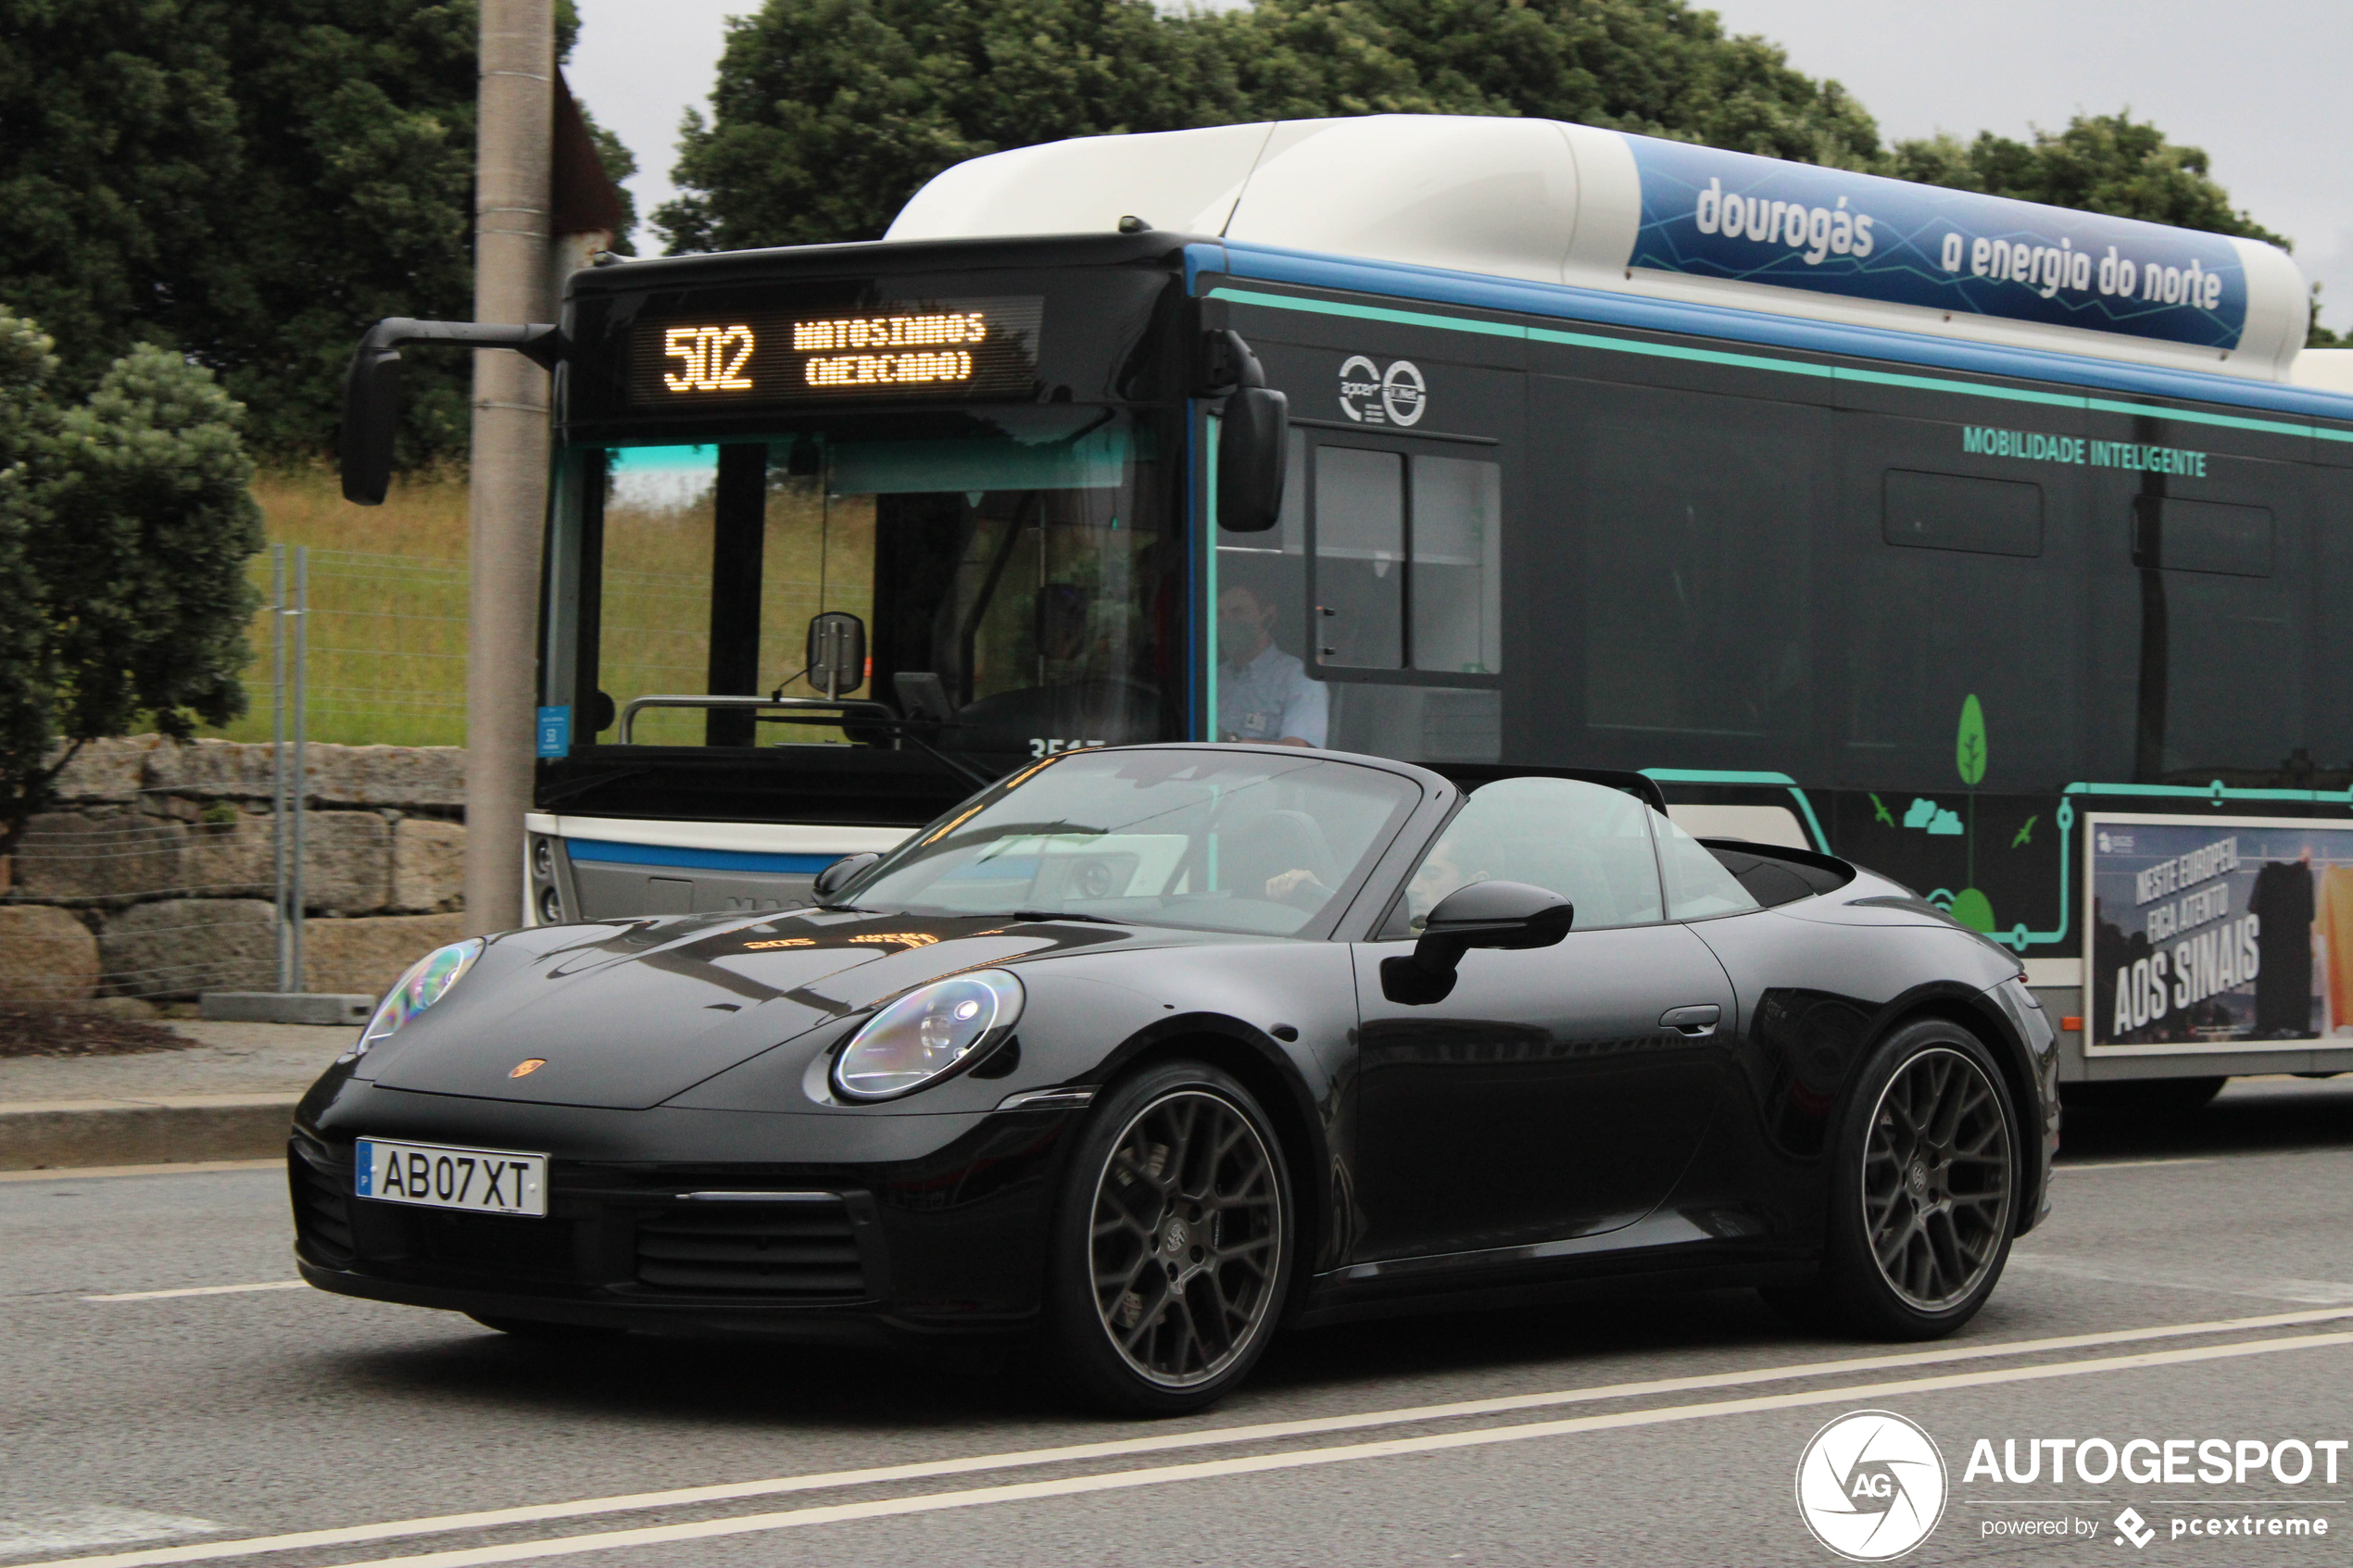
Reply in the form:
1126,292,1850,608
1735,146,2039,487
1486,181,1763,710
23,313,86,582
840,748,1421,936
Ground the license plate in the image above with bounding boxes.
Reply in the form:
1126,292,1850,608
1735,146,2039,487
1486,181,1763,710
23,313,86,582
354,1138,547,1217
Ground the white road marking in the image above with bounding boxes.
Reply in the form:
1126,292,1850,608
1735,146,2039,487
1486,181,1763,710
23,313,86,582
2056,1158,2215,1172
24,1304,2353,1568
193,1330,2353,1568
0,1160,280,1185
2006,1252,2353,1304
0,1510,219,1554
82,1282,308,1303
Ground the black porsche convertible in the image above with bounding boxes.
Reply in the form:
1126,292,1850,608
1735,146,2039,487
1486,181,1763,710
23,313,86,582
292,744,2057,1413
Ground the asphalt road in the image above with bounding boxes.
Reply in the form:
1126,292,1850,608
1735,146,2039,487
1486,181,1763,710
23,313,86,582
6,1077,2353,1568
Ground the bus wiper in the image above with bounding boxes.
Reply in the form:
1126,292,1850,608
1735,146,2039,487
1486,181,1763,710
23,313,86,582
1011,909,1126,925
900,730,998,791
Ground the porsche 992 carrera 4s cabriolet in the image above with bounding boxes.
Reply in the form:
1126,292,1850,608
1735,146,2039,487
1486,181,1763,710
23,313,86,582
292,745,2057,1413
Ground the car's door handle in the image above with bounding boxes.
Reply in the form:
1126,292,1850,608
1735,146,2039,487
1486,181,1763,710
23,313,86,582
1659,1003,1720,1036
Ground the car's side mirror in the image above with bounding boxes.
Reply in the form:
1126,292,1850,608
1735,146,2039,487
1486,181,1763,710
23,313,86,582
1379,881,1574,1006
812,852,880,903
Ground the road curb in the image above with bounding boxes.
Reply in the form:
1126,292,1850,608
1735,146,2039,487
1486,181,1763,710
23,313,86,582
0,1095,297,1171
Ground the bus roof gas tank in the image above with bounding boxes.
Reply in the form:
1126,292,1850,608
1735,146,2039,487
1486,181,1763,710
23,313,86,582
886,114,2310,384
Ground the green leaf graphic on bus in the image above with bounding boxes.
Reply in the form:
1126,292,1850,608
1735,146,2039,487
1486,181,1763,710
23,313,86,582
1956,694,1987,786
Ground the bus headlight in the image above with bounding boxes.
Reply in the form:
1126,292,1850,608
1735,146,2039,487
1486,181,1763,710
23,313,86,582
358,939,484,1056
831,970,1025,1101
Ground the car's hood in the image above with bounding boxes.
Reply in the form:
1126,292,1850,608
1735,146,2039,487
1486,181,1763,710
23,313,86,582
361,908,1184,1110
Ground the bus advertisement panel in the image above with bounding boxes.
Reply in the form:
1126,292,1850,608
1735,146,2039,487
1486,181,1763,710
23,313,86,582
2088,814,2353,1052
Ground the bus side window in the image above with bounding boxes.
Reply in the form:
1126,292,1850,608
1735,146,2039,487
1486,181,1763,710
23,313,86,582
1849,465,2076,791
1314,445,1406,668
1410,454,1502,674
1310,444,1503,675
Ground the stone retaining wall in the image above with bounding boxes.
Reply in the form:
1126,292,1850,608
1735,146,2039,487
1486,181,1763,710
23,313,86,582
0,736,469,1002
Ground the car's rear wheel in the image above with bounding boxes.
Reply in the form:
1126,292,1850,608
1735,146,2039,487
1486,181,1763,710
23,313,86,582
1766,1019,2018,1339
1042,1060,1293,1415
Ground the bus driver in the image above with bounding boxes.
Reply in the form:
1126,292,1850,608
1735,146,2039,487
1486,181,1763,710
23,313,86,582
1215,583,1328,747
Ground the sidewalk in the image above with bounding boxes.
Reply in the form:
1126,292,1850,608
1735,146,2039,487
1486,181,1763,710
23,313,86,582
0,1022,353,1171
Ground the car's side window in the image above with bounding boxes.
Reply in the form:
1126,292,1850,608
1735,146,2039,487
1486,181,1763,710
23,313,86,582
1385,777,1665,937
1650,808,1763,920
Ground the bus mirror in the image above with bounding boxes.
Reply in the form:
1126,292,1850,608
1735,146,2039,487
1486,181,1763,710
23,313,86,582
1218,386,1289,533
806,611,866,697
340,343,401,506
337,318,565,506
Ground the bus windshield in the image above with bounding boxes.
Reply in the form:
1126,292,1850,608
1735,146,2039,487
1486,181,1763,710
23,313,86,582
565,406,1177,764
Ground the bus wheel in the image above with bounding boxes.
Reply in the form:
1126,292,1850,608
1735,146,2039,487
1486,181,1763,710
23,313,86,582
2059,1077,2226,1116
1042,1061,1293,1416
1767,1020,2018,1340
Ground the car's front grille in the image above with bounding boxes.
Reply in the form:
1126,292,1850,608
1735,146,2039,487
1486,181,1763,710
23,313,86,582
634,1199,865,1298
290,1150,356,1262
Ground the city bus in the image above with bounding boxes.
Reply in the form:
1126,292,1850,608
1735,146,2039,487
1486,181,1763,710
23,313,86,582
345,114,2353,1103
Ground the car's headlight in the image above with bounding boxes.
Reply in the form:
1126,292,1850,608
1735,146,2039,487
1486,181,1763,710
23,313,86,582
831,969,1024,1101
357,939,484,1056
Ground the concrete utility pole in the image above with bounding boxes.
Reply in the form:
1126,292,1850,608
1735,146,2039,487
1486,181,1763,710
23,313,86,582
465,0,555,933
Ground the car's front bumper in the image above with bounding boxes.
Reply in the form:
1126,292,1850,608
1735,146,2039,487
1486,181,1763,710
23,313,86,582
289,1093,1084,1342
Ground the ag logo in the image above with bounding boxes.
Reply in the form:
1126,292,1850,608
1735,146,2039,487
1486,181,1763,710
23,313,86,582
1338,355,1427,426
1794,1411,1947,1562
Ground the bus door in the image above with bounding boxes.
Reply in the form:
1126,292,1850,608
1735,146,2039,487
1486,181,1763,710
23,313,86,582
1214,332,1518,765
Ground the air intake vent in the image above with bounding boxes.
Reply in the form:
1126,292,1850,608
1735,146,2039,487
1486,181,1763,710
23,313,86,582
634,1198,864,1298
290,1151,355,1262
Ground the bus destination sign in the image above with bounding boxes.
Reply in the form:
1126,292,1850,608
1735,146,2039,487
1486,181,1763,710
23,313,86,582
628,296,1044,408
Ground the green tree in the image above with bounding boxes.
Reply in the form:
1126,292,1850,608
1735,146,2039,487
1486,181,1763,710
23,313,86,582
660,0,1239,252
0,1,637,470
1217,0,1881,169
655,0,1884,252
0,307,264,855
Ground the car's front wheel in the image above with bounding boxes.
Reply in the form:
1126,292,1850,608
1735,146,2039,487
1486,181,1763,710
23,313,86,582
1767,1019,2019,1339
1042,1060,1294,1415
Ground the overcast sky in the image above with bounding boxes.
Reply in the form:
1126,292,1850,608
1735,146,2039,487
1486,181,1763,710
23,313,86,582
569,0,2353,327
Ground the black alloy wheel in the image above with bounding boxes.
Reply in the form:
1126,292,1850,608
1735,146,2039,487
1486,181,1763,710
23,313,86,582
1862,1045,2015,1312
1766,1020,2019,1339
1043,1060,1293,1414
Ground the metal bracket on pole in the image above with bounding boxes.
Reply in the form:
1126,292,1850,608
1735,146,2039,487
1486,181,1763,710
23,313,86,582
271,545,289,992
290,546,308,993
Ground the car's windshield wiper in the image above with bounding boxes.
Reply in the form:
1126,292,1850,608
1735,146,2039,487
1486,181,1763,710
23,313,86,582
1011,909,1126,925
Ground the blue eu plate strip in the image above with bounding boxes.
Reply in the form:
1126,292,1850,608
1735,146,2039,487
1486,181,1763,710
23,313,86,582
564,839,839,874
353,1141,375,1197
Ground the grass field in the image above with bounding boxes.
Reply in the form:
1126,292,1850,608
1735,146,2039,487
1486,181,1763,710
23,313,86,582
213,460,875,749
212,467,473,747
